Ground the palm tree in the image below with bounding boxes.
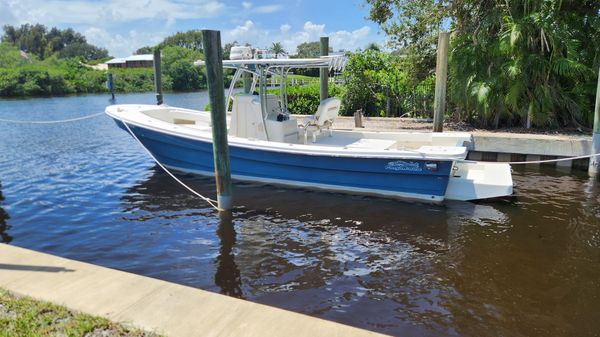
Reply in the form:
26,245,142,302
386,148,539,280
270,42,286,59
449,0,598,128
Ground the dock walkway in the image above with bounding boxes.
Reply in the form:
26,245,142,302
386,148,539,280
0,244,385,337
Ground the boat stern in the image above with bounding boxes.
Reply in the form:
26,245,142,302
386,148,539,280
445,162,513,201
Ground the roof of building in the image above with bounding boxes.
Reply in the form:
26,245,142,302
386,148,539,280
104,54,154,65
105,58,126,64
125,54,154,62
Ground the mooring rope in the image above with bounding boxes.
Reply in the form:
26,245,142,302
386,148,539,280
0,111,106,124
121,121,222,212
459,153,600,165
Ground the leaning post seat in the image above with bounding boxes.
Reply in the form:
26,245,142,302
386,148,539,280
303,97,341,143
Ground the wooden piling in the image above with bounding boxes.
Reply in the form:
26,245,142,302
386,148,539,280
433,32,449,133
153,48,163,105
106,73,114,100
243,72,251,94
202,30,232,211
354,110,364,128
589,66,600,176
320,37,329,101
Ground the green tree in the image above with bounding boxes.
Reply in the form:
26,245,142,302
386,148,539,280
59,42,108,60
366,0,600,128
160,45,206,91
134,46,154,55
449,0,600,128
158,30,203,52
293,41,333,76
1,24,105,61
294,41,321,58
365,0,449,81
270,42,286,58
341,49,412,117
169,60,204,91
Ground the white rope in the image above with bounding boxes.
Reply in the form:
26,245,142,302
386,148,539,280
122,121,223,212
460,153,600,165
0,111,106,124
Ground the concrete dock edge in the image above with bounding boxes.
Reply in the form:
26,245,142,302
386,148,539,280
0,244,386,337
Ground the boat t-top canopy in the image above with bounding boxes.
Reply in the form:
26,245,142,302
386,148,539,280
195,55,348,118
194,56,348,73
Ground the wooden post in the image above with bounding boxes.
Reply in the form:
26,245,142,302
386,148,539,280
106,73,114,100
243,72,251,94
385,88,391,117
433,32,449,133
589,66,600,176
202,30,232,211
320,37,329,101
354,109,364,128
153,48,163,105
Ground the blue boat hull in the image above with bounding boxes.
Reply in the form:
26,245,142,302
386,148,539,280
117,121,454,201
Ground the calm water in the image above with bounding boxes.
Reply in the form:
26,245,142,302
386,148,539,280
1,92,599,336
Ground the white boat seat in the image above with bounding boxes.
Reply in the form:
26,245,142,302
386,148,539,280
302,97,341,143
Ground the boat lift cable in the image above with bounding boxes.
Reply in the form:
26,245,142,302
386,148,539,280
0,111,106,124
121,121,223,212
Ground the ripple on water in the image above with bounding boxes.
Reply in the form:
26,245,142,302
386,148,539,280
1,94,600,336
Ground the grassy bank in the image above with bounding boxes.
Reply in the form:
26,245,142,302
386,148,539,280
0,288,160,337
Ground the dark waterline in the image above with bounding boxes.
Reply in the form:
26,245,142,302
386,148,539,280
1,92,599,336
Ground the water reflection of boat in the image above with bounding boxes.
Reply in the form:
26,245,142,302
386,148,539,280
0,182,12,244
106,57,513,203
121,168,516,334
122,167,509,242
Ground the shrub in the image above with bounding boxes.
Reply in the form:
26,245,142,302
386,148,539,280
268,83,342,115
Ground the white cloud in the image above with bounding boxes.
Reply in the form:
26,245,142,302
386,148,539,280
253,5,282,14
84,27,167,57
280,24,291,34
329,26,372,51
225,20,269,45
0,1,18,25
2,0,225,25
303,21,325,35
0,0,381,57
237,2,282,14
222,21,378,55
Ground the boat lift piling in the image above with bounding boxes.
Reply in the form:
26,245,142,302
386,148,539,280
153,48,163,105
202,30,233,212
433,32,449,133
243,72,252,94
106,73,115,101
589,66,600,176
320,37,329,101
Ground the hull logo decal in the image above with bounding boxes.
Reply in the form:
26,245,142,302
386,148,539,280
385,161,422,172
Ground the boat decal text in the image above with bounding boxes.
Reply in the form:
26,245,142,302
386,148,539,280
385,161,422,172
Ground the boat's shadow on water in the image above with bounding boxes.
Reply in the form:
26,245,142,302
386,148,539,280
122,165,511,235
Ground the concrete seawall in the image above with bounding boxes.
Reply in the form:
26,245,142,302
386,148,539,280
327,116,592,169
0,244,386,337
468,132,591,168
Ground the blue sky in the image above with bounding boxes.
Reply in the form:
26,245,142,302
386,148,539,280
0,0,385,56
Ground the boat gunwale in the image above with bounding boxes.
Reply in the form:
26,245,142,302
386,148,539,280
106,105,467,161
